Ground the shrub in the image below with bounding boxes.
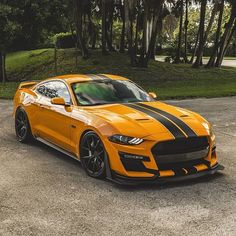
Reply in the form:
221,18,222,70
52,32,75,49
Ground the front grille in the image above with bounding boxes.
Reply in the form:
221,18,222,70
152,136,209,170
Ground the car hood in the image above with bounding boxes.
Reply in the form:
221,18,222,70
85,101,210,139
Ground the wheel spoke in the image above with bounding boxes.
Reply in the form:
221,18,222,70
16,118,21,123
97,150,104,156
95,139,100,148
82,155,94,160
86,138,91,148
82,146,90,151
87,158,92,168
92,160,96,172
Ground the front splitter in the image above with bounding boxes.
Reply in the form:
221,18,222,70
108,164,224,186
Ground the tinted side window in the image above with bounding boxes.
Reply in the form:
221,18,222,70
36,81,71,104
36,84,46,95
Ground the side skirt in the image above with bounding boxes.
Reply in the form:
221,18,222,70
35,137,80,162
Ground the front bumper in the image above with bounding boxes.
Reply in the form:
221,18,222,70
108,163,224,185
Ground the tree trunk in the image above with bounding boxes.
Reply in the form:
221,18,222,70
222,20,236,59
184,0,189,63
0,52,3,83
140,0,164,67
0,52,6,83
125,0,136,66
203,4,218,48
119,1,125,53
102,0,108,54
215,3,236,67
175,0,184,63
106,0,115,51
150,15,162,60
206,0,224,68
192,0,207,68
74,0,89,58
190,27,200,64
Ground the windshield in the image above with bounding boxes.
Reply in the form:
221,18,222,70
71,80,154,106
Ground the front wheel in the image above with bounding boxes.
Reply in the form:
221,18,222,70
15,107,33,143
80,131,107,179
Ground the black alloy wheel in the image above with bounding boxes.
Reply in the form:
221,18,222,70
15,108,32,143
80,131,106,178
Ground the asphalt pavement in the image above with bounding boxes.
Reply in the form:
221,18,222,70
0,97,236,236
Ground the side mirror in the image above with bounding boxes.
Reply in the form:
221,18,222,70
51,97,66,106
148,92,157,99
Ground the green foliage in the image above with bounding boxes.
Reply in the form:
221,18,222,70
1,49,236,99
0,3,22,51
0,0,69,51
52,32,75,49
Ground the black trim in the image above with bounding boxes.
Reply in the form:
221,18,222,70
185,166,198,174
202,159,211,168
119,152,150,162
152,136,209,156
125,103,185,138
137,103,197,137
172,168,186,176
120,156,159,175
109,164,224,185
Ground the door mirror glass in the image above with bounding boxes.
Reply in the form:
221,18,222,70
148,92,157,99
51,97,66,106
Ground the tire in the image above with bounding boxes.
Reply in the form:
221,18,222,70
15,107,33,143
80,131,107,179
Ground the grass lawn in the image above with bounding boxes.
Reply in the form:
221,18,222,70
1,48,236,99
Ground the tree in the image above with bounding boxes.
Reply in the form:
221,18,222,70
184,0,189,63
0,3,22,82
175,0,184,63
206,0,225,68
215,1,236,67
119,0,126,53
192,0,207,68
73,0,90,58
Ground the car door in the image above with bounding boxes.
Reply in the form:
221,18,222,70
34,80,73,151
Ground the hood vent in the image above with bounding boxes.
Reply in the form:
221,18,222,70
180,114,189,118
135,118,152,122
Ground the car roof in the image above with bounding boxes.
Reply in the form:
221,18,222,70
44,74,129,84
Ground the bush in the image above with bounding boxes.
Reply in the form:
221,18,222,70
52,32,75,49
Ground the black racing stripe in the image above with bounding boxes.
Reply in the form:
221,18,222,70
138,103,197,137
125,104,185,139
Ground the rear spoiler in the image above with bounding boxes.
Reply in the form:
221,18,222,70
18,81,39,89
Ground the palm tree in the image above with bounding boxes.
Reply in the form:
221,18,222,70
215,0,236,67
206,0,225,68
192,0,207,68
175,0,184,63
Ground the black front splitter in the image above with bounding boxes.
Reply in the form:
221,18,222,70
107,164,224,186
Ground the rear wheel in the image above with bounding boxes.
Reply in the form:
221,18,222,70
80,131,106,178
15,107,33,143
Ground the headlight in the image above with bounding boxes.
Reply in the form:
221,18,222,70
109,134,144,145
210,127,215,142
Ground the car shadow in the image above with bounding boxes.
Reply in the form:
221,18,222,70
31,139,82,167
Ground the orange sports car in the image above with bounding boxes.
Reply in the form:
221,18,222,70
13,74,224,184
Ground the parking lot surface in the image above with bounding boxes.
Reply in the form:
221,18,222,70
0,97,236,236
